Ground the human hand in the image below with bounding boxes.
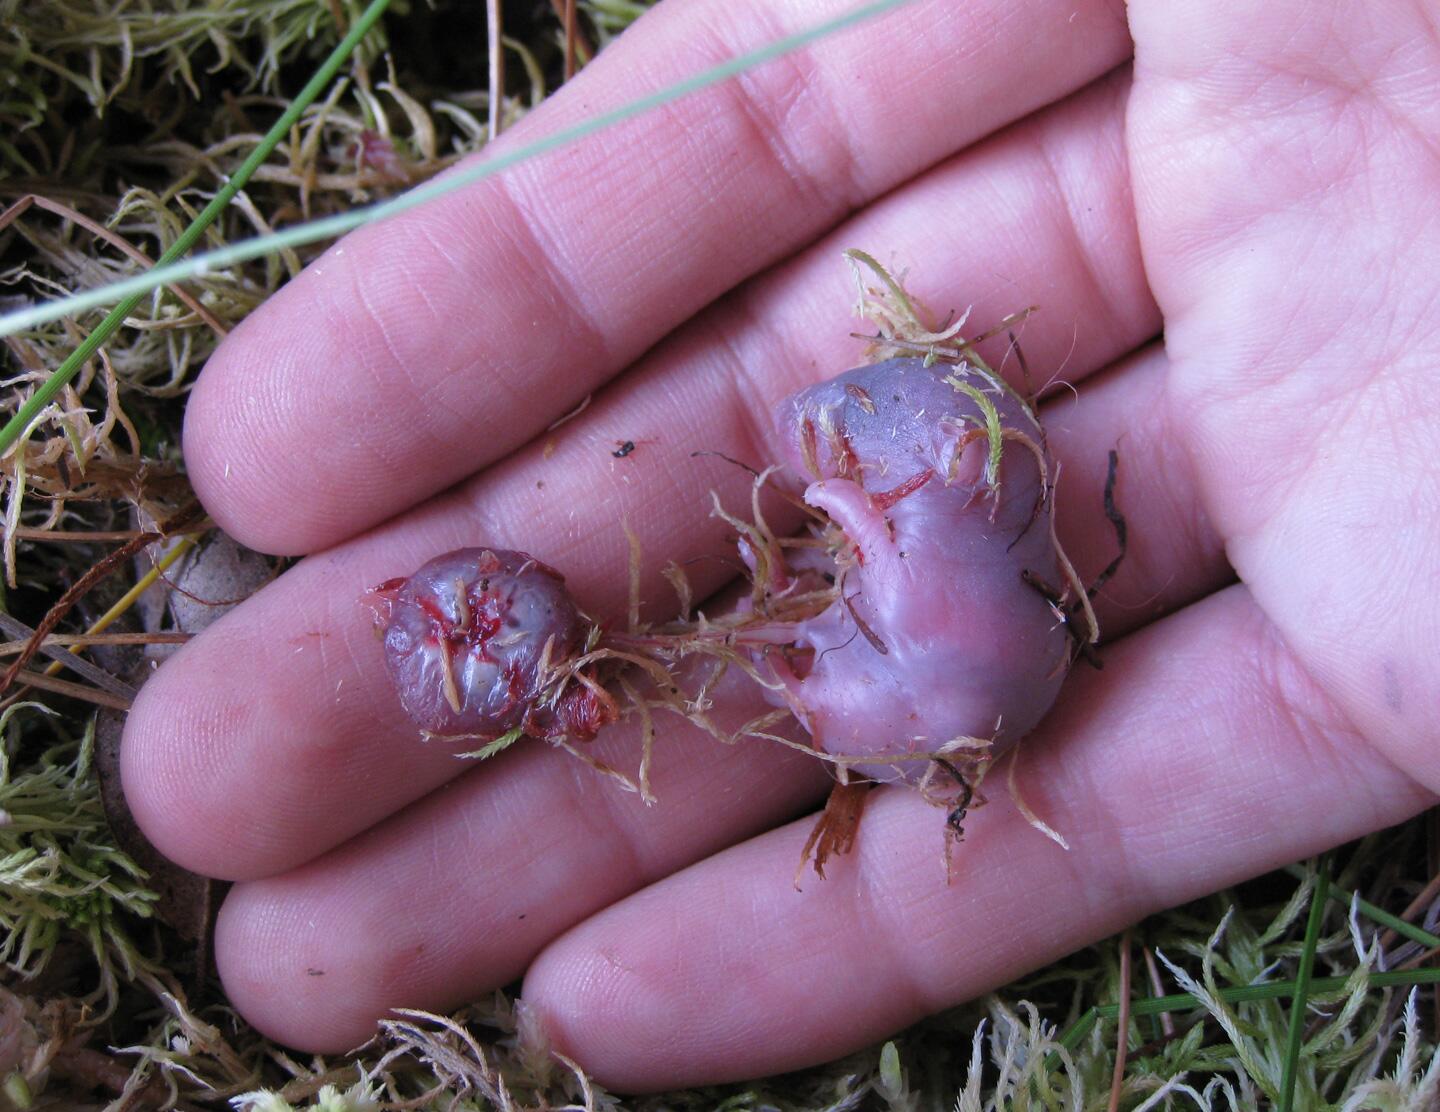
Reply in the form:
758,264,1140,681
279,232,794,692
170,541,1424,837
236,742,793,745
120,0,1440,1091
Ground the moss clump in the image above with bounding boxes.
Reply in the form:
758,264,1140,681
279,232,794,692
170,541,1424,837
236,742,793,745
0,707,155,1012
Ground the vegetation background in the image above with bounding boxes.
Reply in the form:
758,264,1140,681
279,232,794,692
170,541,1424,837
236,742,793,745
0,1,1437,1108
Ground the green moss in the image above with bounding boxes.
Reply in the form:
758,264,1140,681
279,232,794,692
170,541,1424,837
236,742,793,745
0,708,155,1004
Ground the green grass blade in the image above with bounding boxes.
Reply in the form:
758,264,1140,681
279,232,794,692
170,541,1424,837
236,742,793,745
1055,968,1440,1055
1279,861,1329,1112
0,0,396,458
1136,969,1440,1014
1058,1007,1099,1053
0,0,911,355
1284,863,1440,950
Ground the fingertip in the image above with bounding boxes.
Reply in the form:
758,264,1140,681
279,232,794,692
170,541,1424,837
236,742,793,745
183,201,557,556
120,648,266,880
523,940,687,1094
118,608,372,883
183,275,359,556
182,346,290,556
216,878,385,1054
521,875,774,1093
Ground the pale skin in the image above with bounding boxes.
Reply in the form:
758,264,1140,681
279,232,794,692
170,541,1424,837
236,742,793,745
119,0,1440,1092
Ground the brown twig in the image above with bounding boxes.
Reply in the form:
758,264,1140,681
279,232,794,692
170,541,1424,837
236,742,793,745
563,0,578,79
1107,928,1133,1112
0,631,190,654
0,195,229,337
6,669,131,710
1378,866,1440,954
548,0,593,74
487,0,505,140
10,528,152,543
0,502,203,693
1143,944,1177,1038
1007,328,1034,402
47,1044,200,1110
0,612,138,700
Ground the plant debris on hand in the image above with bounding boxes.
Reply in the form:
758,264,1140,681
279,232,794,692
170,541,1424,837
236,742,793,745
369,251,1114,862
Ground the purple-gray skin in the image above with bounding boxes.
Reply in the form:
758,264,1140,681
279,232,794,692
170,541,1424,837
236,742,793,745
761,357,1069,782
373,359,1070,782
368,548,608,741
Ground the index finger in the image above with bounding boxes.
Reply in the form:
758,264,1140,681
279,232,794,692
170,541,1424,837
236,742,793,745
184,0,1133,555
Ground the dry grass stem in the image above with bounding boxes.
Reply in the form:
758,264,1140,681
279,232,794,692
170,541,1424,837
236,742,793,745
1107,928,1133,1112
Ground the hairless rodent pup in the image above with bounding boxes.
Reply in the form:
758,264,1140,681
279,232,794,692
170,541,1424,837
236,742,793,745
367,261,1112,858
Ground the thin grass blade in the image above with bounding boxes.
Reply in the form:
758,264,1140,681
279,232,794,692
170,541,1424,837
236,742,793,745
1279,861,1329,1112
0,0,397,457
0,0,912,357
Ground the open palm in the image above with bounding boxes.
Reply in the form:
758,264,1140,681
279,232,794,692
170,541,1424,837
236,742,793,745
120,0,1440,1090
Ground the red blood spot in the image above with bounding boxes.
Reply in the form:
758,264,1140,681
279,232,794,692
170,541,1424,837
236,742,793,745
464,591,505,664
415,595,452,639
501,658,528,711
831,427,861,480
800,417,820,478
872,468,934,510
362,577,411,624
546,683,618,742
844,383,877,414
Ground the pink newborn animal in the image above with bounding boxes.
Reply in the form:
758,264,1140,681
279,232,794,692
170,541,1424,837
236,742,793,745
372,357,1076,794
758,356,1070,782
368,548,613,742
